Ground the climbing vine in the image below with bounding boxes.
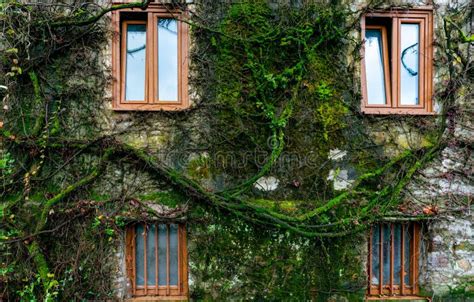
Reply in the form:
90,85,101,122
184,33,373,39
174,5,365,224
0,0,472,300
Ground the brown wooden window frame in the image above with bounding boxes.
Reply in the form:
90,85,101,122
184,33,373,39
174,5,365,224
367,222,421,300
125,223,188,300
361,8,434,115
112,4,189,111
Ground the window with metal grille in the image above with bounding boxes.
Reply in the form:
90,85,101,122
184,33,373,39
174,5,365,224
125,223,188,299
367,223,421,298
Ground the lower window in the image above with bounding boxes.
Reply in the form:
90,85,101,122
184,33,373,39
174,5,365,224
125,223,188,299
367,222,421,297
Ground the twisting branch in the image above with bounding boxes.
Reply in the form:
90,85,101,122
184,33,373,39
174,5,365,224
49,1,152,28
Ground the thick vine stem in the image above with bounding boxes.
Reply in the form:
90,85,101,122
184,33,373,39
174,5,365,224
1,132,439,239
118,142,437,236
26,240,51,293
445,17,474,43
0,0,471,300
35,148,113,233
48,1,152,27
29,71,44,137
12,149,114,297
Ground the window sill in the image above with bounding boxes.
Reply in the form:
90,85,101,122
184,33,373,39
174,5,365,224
112,103,190,111
361,108,437,115
126,296,188,302
366,296,430,301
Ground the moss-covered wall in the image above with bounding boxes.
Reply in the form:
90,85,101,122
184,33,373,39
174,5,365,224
0,0,472,301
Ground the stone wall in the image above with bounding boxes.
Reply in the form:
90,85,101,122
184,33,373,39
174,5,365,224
92,0,473,300
421,216,474,298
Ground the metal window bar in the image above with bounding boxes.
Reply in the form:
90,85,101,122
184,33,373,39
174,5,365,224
155,226,159,295
400,224,405,295
379,224,383,294
144,224,148,295
368,226,373,295
390,224,394,295
167,224,170,295
131,226,136,295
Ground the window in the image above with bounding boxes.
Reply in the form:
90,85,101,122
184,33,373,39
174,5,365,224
112,5,189,110
367,223,421,298
361,9,433,114
125,223,188,299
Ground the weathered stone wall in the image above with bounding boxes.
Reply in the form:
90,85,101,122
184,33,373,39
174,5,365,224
88,0,474,300
1,0,467,300
421,216,474,298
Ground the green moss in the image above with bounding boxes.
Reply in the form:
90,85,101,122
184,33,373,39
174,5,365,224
315,100,348,142
186,154,211,180
251,198,276,210
138,191,187,208
454,241,474,252
448,277,474,297
1,0,469,300
419,280,474,301
278,200,298,213
88,192,111,202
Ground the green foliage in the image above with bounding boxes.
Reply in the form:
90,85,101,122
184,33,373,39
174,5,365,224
202,0,354,202
0,0,470,300
16,274,59,302
138,190,188,208
0,151,15,176
189,212,366,301
186,154,212,180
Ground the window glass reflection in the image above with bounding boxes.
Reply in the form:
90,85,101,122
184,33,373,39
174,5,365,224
158,19,178,101
365,29,387,105
135,224,145,286
393,224,402,285
382,224,391,283
146,225,157,285
400,24,419,105
125,24,147,101
158,224,167,285
371,225,380,285
169,224,179,285
404,225,411,285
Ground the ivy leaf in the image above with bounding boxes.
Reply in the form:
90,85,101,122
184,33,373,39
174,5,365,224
5,48,18,54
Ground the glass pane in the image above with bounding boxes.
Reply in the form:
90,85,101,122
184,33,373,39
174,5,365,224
158,224,167,285
382,224,391,284
147,225,157,286
400,24,420,105
135,224,145,286
365,29,387,105
125,24,147,101
169,224,179,285
393,224,402,285
158,19,178,101
371,225,380,285
404,225,411,285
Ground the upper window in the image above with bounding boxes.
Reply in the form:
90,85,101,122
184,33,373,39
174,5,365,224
112,5,189,110
361,9,433,114
125,223,188,299
367,222,421,298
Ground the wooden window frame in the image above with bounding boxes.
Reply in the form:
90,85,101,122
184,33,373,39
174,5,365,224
125,223,188,300
367,223,421,299
361,8,433,115
112,4,189,111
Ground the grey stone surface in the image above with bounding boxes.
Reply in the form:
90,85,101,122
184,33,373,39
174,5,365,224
100,0,473,299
